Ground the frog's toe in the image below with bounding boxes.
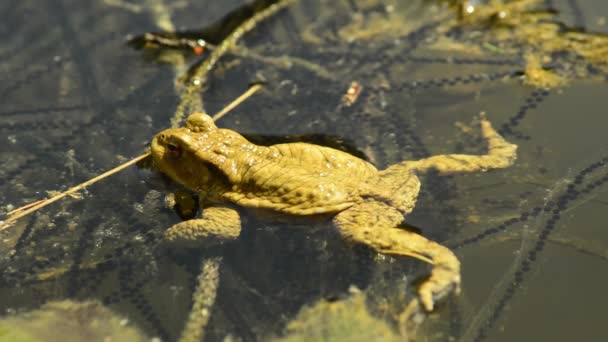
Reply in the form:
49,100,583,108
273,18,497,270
418,268,461,311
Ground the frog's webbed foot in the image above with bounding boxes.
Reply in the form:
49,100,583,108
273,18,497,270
384,112,517,176
165,205,242,248
334,200,461,312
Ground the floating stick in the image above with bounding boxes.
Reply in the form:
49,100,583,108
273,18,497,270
211,83,262,121
0,153,150,231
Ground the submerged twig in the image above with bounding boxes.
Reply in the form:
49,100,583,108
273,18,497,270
172,0,296,126
178,257,222,342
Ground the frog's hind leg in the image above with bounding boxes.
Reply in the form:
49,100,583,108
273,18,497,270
165,205,242,248
384,112,517,176
333,200,461,312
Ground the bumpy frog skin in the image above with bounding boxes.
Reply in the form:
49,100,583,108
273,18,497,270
151,112,517,312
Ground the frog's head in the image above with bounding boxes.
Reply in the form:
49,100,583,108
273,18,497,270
184,112,218,132
151,113,220,191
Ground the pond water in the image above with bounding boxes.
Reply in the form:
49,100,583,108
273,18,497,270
1,0,607,341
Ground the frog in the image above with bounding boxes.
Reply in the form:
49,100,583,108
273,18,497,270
150,112,517,313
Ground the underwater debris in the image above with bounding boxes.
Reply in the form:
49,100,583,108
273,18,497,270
0,300,148,342
444,0,608,88
340,81,364,107
273,287,407,342
522,54,566,89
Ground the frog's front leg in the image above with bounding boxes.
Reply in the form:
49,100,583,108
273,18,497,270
383,113,517,176
333,200,461,312
165,205,242,247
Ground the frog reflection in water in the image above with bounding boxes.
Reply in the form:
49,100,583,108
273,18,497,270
150,112,516,312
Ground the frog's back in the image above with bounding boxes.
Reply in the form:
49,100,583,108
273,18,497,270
269,143,378,179
222,142,379,215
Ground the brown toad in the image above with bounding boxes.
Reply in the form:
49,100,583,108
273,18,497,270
150,112,517,312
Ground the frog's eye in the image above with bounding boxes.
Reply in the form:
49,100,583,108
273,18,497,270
186,113,216,132
166,141,182,159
